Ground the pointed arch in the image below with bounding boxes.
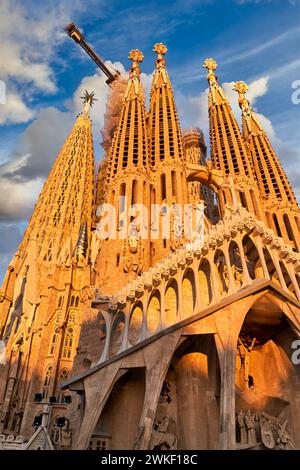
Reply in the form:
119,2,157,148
108,312,125,358
198,258,213,307
164,279,178,326
182,268,196,318
147,291,161,334
129,302,143,345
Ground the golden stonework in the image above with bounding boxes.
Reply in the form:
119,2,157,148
128,49,144,63
202,58,218,72
234,81,248,95
153,43,168,55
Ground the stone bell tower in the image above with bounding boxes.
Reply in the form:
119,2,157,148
93,50,152,294
234,80,300,251
203,58,266,222
0,92,96,439
148,43,189,261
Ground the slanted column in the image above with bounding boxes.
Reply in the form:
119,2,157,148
216,332,237,450
235,238,252,286
214,299,252,449
159,279,166,330
177,271,184,321
223,242,236,294
193,260,202,311
285,262,300,302
133,331,181,449
141,291,150,341
97,310,113,364
270,250,288,291
208,255,221,303
253,235,270,279
120,301,132,352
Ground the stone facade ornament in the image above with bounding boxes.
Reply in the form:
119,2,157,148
236,411,296,450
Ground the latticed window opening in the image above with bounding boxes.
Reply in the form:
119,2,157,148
62,327,74,360
49,331,58,356
70,295,79,308
42,365,53,398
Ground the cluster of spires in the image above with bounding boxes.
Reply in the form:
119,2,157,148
13,42,299,269
0,39,300,440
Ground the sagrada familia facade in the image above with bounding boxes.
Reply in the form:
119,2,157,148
0,43,300,451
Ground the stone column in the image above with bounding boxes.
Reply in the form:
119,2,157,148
223,242,236,294
133,330,181,449
214,299,252,449
74,361,125,449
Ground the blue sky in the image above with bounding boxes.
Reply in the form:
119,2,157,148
0,0,300,283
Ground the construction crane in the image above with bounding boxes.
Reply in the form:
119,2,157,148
65,22,120,85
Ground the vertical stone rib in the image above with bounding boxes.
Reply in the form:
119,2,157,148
203,59,254,178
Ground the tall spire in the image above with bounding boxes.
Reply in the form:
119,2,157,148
203,58,254,178
234,81,300,250
0,96,96,436
148,43,184,166
94,50,151,292
147,43,188,262
18,94,95,265
105,49,149,184
234,80,298,206
202,59,266,221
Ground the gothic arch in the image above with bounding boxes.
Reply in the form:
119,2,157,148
129,302,143,345
147,291,161,335
235,293,300,449
198,258,213,307
108,312,125,358
164,279,178,327
182,269,196,318
213,249,229,296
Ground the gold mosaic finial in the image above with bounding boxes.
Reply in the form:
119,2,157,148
202,58,218,73
153,43,168,55
233,81,252,115
128,49,144,82
153,43,167,70
128,49,144,63
233,81,248,95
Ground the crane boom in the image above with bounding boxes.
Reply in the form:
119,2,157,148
65,22,119,85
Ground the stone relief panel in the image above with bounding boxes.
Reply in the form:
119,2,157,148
150,374,178,450
236,410,295,450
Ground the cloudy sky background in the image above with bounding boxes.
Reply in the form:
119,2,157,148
0,0,299,283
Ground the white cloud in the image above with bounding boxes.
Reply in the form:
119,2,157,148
0,176,43,221
1,107,73,181
0,107,73,220
0,0,108,125
0,91,34,124
176,76,270,137
69,61,127,130
0,61,127,221
1,66,299,226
